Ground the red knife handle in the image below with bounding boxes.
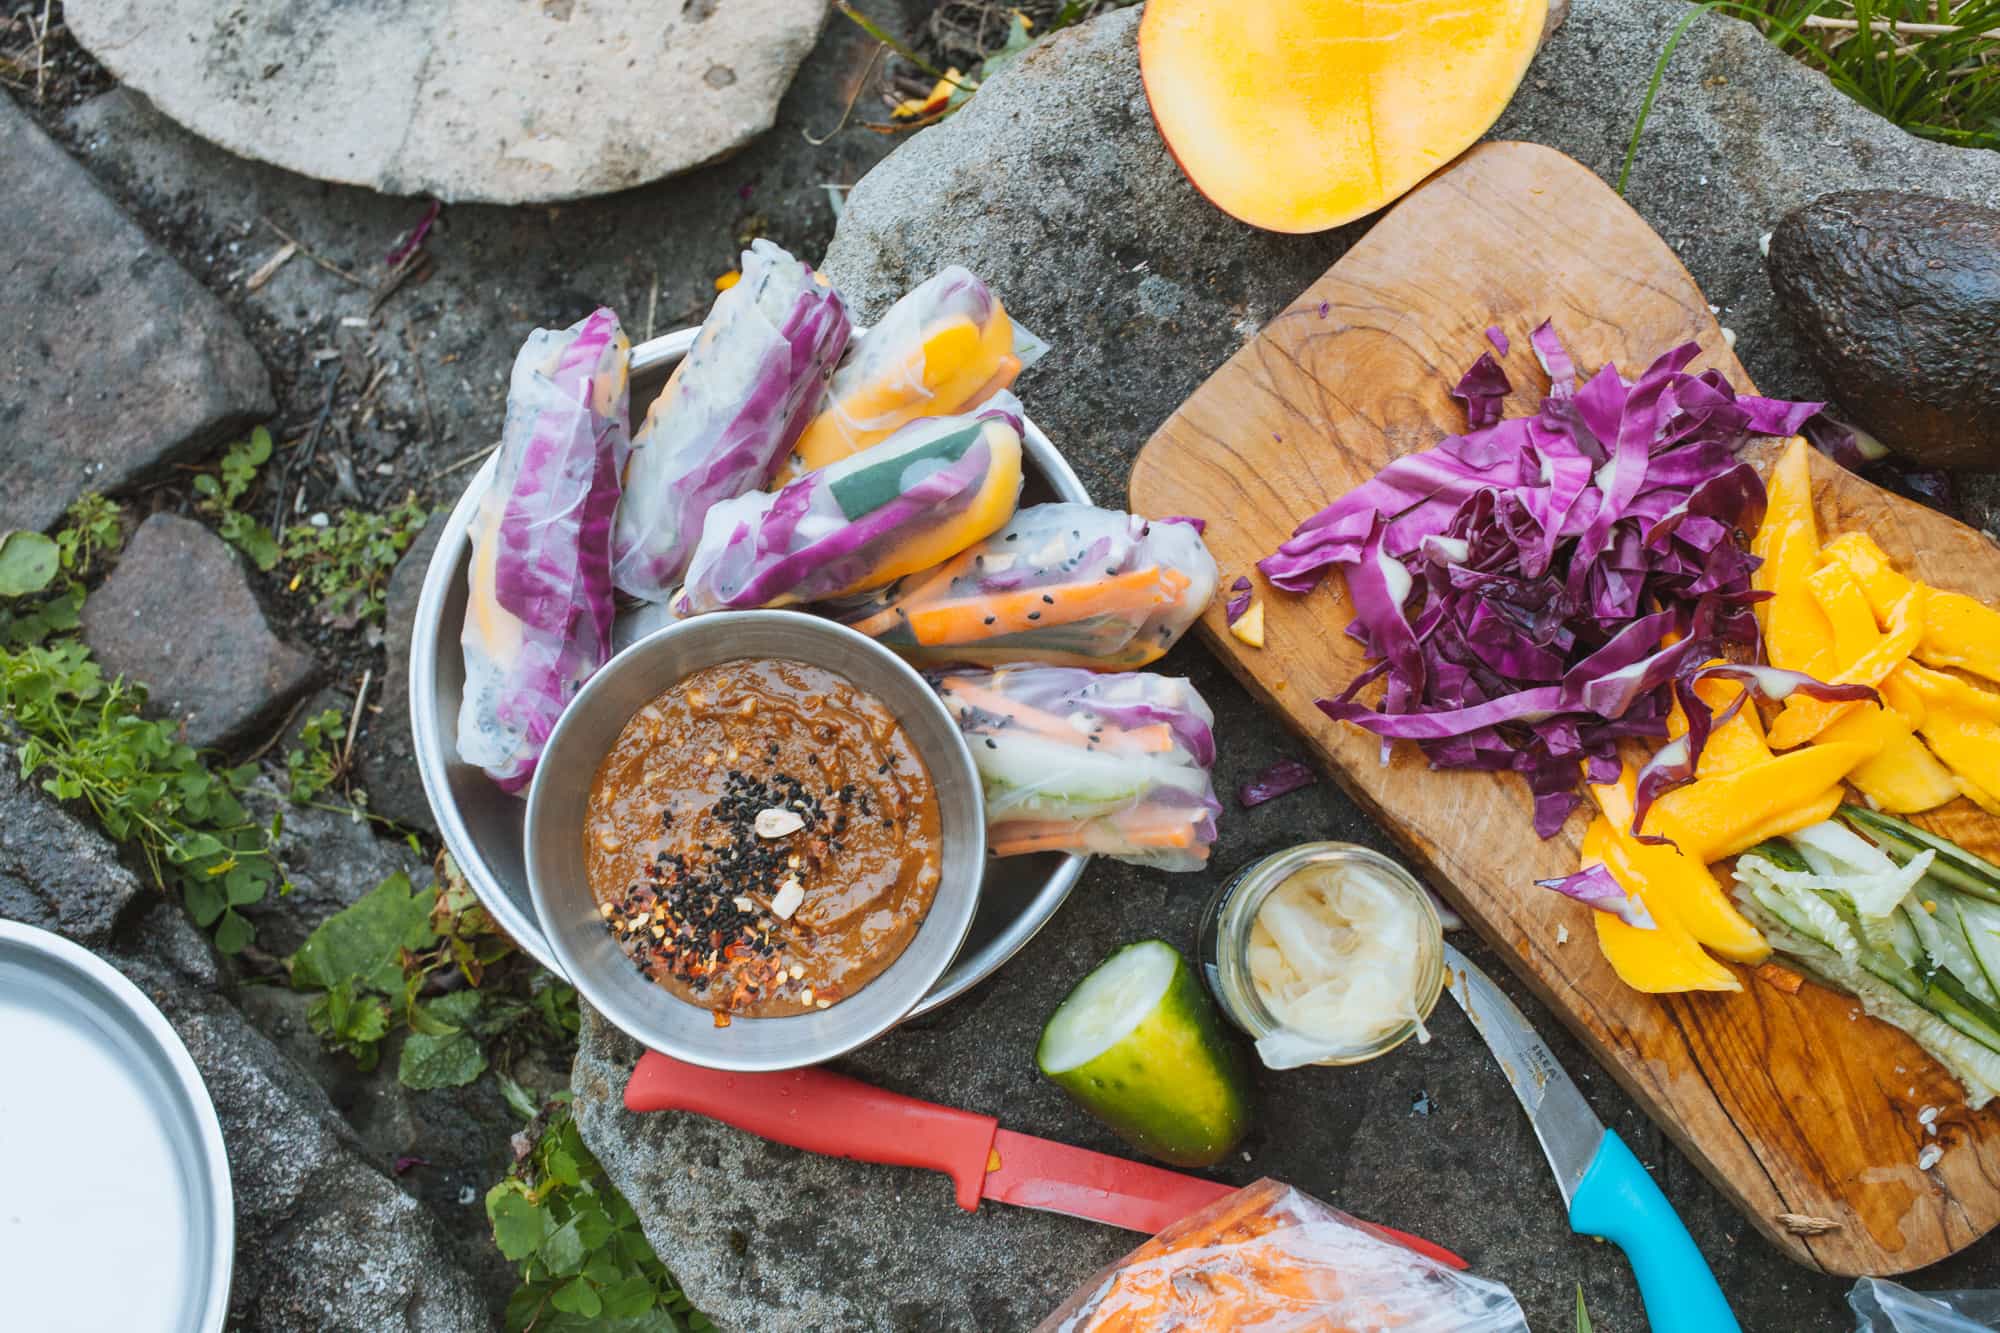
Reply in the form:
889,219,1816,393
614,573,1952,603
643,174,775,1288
624,1051,997,1212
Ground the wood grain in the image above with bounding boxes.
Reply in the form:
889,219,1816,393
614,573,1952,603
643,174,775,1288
1130,141,2000,1276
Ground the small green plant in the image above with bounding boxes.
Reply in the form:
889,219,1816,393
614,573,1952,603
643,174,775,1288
488,1097,714,1331
0,493,124,645
195,428,281,571
282,494,428,626
1576,1284,1593,1333
287,857,569,1085
0,497,278,954
285,706,349,803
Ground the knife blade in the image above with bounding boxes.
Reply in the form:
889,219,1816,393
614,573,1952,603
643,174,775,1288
623,1050,1464,1268
1442,943,1740,1333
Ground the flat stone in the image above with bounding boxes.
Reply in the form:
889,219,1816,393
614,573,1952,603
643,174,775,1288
109,955,489,1332
80,512,319,751
356,511,450,836
242,773,433,958
0,743,145,948
62,0,829,205
575,3,2000,1330
0,99,272,534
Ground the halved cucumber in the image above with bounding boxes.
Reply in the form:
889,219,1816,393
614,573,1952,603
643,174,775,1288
1842,805,2000,904
1037,939,1252,1168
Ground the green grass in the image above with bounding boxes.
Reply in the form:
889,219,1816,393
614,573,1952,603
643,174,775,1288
1728,0,2000,149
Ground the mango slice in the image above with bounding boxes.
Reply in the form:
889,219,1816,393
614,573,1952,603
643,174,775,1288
1137,0,1547,234
1765,588,1923,751
1643,742,1878,863
1591,769,1768,963
1819,705,1961,814
1751,438,1834,675
1821,530,2000,685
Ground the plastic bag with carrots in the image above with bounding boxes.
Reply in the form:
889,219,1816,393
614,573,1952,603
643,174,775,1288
1035,1179,1527,1333
935,667,1219,871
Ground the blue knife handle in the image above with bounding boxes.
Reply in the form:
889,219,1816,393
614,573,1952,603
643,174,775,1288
1567,1130,1739,1333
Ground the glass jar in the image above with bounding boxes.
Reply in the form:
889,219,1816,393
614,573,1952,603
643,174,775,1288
1196,842,1445,1066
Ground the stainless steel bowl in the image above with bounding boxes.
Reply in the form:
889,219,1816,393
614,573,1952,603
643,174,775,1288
410,326,1089,1013
525,613,985,1070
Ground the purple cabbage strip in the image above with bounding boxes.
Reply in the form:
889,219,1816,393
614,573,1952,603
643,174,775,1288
1536,864,1657,930
1689,662,1880,706
1449,352,1512,429
1238,757,1319,809
1225,575,1253,625
1486,325,1511,356
1269,321,1857,839
386,200,441,266
1160,515,1207,534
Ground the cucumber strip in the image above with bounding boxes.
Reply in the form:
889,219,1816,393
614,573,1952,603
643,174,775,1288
1745,839,1811,874
1842,805,2000,904
828,422,985,518
1906,899,2000,1008
1956,894,2000,1004
1037,939,1252,1169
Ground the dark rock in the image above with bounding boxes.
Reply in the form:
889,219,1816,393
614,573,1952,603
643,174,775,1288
80,513,319,752
356,511,450,835
1768,191,2000,470
577,3,2000,1331
0,743,144,948
0,99,272,534
242,775,432,958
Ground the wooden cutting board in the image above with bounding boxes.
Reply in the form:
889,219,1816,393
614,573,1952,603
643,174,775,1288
1130,140,2000,1276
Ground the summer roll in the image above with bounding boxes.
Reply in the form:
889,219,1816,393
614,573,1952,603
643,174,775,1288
458,307,631,793
936,667,1220,871
773,265,1023,484
675,396,1025,614
611,239,850,602
837,504,1218,670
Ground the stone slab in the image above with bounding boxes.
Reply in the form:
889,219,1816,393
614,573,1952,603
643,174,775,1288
80,512,318,751
0,99,272,534
0,743,146,948
357,510,450,836
63,0,830,204
573,2,2000,1330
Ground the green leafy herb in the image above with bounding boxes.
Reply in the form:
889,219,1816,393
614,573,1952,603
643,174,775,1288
285,706,350,803
0,495,123,648
489,1099,715,1332
0,531,59,597
0,638,279,952
282,495,428,626
55,494,124,581
195,428,281,571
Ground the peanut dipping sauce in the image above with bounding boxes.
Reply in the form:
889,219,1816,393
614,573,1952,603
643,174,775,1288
584,658,942,1020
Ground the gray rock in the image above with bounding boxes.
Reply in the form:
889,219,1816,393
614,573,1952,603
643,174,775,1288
0,99,273,534
577,3,2000,1331
80,513,319,752
357,511,450,835
0,743,144,948
244,775,432,958
120,976,490,1332
63,0,829,205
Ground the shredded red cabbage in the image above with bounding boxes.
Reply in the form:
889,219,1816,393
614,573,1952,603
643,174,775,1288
1262,324,1846,838
1536,864,1657,929
1225,575,1253,624
1486,326,1510,356
1160,515,1208,535
1238,757,1319,808
1449,353,1512,430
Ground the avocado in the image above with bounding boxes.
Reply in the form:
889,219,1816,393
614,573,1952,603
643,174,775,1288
1766,191,2000,470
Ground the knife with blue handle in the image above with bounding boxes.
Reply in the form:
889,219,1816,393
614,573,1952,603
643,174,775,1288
1443,943,1739,1333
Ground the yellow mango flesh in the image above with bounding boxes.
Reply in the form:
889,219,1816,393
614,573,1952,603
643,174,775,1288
1765,589,1923,751
1807,561,1880,665
1819,705,1960,814
1751,439,1834,674
1591,770,1768,962
1821,531,2000,685
784,311,1019,481
1584,816,1742,993
1665,668,1772,776
833,421,1024,598
1643,743,1877,863
1137,0,1547,234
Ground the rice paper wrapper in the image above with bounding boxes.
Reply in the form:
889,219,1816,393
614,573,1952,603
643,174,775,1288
676,395,1026,614
836,504,1218,670
935,666,1220,871
1036,1179,1528,1333
779,264,1035,482
611,239,850,601
457,307,631,793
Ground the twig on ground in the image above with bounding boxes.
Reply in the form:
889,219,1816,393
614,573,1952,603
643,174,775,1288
342,669,373,773
275,369,342,538
34,0,50,103
368,247,430,316
1803,13,2000,38
806,41,886,145
260,217,371,289
435,442,497,479
644,271,659,343
404,324,437,453
244,693,315,764
244,241,299,292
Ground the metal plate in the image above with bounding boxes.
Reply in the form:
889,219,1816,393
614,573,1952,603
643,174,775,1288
411,326,1091,1016
0,920,233,1332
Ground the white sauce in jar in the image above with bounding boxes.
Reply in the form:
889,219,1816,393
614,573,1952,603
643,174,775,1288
1247,860,1433,1069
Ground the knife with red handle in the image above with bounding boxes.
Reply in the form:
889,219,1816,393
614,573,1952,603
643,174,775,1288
625,1051,1465,1269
